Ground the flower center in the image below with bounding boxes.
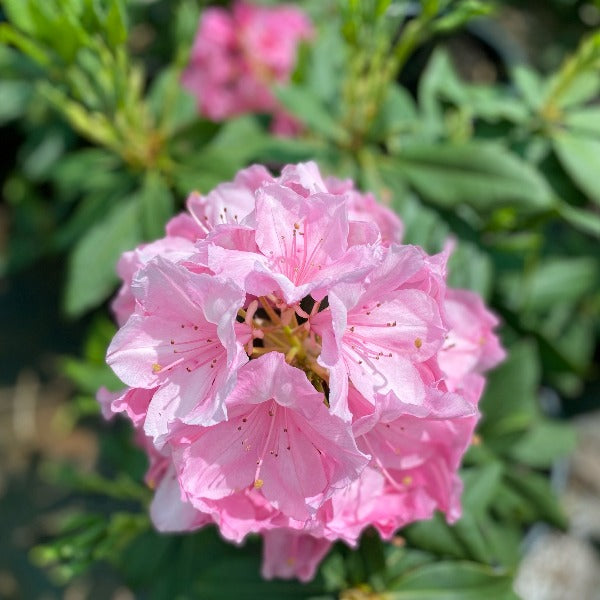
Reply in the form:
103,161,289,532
240,296,329,394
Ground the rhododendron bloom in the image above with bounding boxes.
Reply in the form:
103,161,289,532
182,1,313,132
100,161,505,582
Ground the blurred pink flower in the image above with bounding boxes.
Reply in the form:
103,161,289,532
182,1,313,131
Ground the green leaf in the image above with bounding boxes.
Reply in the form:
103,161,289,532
173,0,201,56
461,462,504,515
476,515,521,568
139,172,174,240
403,513,468,559
524,257,599,311
419,50,528,129
147,67,198,136
61,357,121,394
512,65,545,110
491,482,538,524
384,548,436,584
0,80,32,123
104,0,127,48
553,70,600,109
391,143,554,212
504,470,567,528
0,23,52,66
507,419,576,468
386,561,517,599
479,341,540,437
564,106,600,137
556,202,600,238
306,20,347,107
64,196,141,316
553,130,600,206
275,84,349,144
371,84,419,141
447,242,494,300
1,0,37,35
320,551,348,592
450,515,494,564
251,135,330,165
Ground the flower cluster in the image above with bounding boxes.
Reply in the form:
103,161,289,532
99,162,505,582
181,1,313,134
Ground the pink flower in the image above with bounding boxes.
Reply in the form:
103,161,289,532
352,387,477,526
311,244,447,419
439,288,506,394
150,464,211,533
262,530,332,582
101,161,505,582
172,353,368,522
106,257,249,444
324,174,404,246
111,232,198,327
187,164,274,234
182,1,313,128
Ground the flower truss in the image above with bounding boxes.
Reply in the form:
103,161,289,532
99,161,505,582
181,1,313,134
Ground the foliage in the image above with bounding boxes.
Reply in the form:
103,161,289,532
1,0,598,597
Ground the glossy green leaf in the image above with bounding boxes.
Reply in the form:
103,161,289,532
139,172,174,240
564,106,600,137
553,130,600,206
306,20,347,107
461,462,504,515
553,71,600,109
476,515,521,568
392,143,554,212
504,470,568,529
556,201,600,238
147,67,198,136
524,257,599,310
1,0,37,35
104,0,127,48
276,84,349,144
371,84,420,141
512,65,545,110
451,514,494,564
64,196,141,315
507,419,576,468
0,80,32,123
61,357,121,394
403,513,468,559
421,50,528,124
479,341,540,437
446,242,494,300
386,561,517,599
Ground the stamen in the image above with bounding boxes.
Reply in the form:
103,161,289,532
259,296,281,324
